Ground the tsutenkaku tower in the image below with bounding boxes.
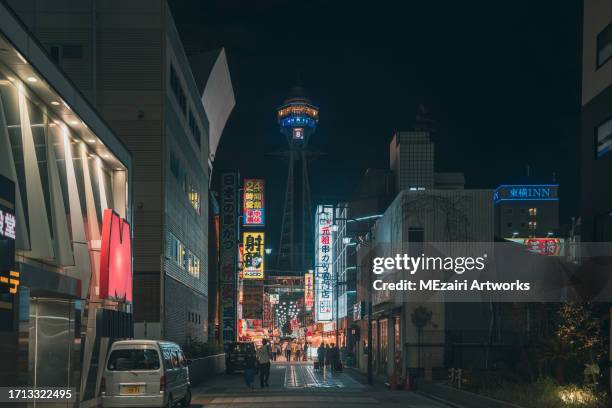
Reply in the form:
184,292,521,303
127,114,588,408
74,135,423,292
276,88,319,273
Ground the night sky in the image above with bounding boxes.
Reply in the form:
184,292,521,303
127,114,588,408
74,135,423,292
169,0,582,248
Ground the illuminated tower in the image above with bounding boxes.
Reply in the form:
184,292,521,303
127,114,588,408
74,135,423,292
276,88,319,273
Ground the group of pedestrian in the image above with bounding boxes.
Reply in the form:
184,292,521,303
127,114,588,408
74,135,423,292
244,338,272,390
316,342,341,371
280,339,308,361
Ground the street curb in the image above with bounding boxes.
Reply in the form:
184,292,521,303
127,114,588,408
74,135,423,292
417,390,466,408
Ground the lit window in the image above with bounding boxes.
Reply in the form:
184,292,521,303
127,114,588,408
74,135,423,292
188,185,201,213
529,208,537,216
528,221,537,230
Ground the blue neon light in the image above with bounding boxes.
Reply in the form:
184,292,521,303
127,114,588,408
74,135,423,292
280,116,316,128
493,184,559,203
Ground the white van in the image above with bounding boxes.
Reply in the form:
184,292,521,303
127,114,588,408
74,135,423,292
101,340,191,408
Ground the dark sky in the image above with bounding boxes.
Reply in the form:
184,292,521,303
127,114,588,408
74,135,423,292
170,0,582,246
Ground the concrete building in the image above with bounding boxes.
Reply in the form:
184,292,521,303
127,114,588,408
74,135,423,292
8,0,235,345
0,2,132,402
580,0,612,242
361,189,494,380
494,184,560,239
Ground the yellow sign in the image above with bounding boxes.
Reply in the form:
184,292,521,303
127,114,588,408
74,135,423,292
242,232,264,279
0,270,19,294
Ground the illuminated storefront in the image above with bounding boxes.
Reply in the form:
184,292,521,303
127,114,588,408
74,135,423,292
0,4,132,402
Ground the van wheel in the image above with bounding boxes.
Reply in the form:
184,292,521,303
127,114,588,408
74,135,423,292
166,394,173,408
180,389,191,407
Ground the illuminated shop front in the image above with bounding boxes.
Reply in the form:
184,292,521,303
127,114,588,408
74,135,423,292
0,4,132,403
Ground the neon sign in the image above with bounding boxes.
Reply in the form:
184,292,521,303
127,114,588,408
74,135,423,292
304,272,314,311
315,205,333,322
243,179,265,226
494,185,559,203
242,232,264,279
99,209,132,302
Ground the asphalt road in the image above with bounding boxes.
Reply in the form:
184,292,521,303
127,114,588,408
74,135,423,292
189,361,452,408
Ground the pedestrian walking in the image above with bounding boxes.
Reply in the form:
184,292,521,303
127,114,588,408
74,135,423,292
284,341,291,361
331,343,341,372
244,349,256,389
317,343,325,369
291,341,298,361
271,341,277,361
296,342,302,361
303,342,309,361
324,344,331,368
256,339,272,388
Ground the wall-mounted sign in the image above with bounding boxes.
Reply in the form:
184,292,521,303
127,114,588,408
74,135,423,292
242,284,263,319
0,175,16,331
242,232,264,279
243,179,264,226
99,209,132,302
304,272,314,311
269,294,279,305
494,185,559,203
353,301,363,321
315,205,333,322
220,173,239,343
507,237,564,256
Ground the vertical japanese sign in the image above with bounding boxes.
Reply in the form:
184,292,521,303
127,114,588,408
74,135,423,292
242,284,264,319
243,179,265,226
304,272,314,311
0,174,17,332
315,205,333,322
220,173,238,343
242,232,264,279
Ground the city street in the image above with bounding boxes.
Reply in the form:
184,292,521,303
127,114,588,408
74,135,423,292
189,361,450,408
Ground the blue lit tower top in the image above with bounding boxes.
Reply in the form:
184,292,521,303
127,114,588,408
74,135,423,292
277,88,319,147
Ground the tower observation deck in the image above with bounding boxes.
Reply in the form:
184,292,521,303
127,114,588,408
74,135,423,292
276,88,319,273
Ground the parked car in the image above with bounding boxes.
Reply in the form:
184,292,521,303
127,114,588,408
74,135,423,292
225,341,256,374
101,340,191,408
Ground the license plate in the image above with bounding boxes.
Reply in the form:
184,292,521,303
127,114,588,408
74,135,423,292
122,385,143,395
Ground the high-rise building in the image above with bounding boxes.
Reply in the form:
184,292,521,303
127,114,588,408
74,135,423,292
0,3,132,399
8,0,235,345
580,0,612,242
390,131,435,193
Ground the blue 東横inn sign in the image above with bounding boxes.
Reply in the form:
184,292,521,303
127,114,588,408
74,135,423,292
493,184,559,203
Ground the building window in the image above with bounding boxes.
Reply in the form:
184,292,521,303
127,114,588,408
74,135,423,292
167,233,200,278
170,63,187,115
597,22,612,68
596,117,612,158
188,109,202,147
188,185,201,214
528,221,537,230
529,207,537,216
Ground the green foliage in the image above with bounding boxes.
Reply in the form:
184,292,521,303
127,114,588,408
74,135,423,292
472,377,611,408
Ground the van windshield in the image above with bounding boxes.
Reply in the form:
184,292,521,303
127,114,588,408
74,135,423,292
107,349,160,371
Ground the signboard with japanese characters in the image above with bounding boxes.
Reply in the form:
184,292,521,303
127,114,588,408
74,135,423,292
315,205,333,322
242,231,264,279
220,173,239,342
243,179,265,226
242,284,263,319
507,237,564,256
0,174,17,332
304,272,314,311
269,294,279,304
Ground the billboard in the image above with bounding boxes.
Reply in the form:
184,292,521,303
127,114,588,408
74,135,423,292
315,205,333,322
99,209,132,302
220,173,239,342
242,231,264,279
304,272,314,311
243,179,265,226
